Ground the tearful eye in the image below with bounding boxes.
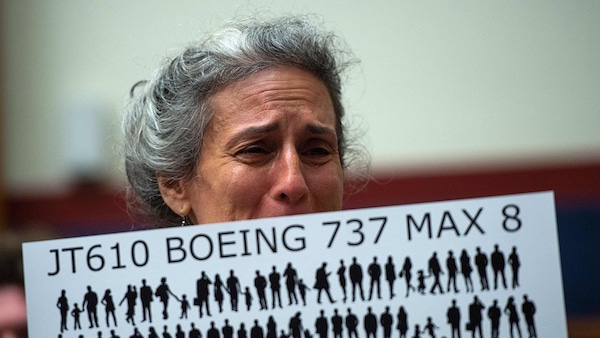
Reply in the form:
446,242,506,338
305,147,332,157
238,145,268,154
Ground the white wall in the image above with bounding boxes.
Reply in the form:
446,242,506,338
2,1,600,192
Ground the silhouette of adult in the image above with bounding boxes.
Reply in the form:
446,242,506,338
266,316,277,338
380,306,393,338
521,295,536,338
422,317,438,338
315,262,336,304
208,321,221,338
504,296,522,338
284,262,299,306
468,296,485,338
367,257,382,300
474,247,489,291
345,308,359,338
399,257,414,298
130,327,144,338
270,266,283,309
175,324,185,338
508,246,521,289
251,320,264,338
446,299,461,338
446,251,459,293
490,244,507,290
101,289,117,327
460,250,474,293
195,271,212,317
82,285,100,328
110,329,121,338
332,308,344,338
140,279,154,323
384,256,396,299
337,260,348,303
224,319,235,338
214,274,228,313
396,306,408,338
363,307,377,338
189,323,201,338
289,312,304,338
487,299,501,338
227,269,242,311
148,326,159,338
428,252,444,295
254,270,268,310
315,309,328,338
238,323,248,338
163,325,173,338
57,289,69,333
349,257,364,302
119,285,137,325
155,277,178,319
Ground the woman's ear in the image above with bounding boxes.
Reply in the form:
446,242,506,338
157,177,191,216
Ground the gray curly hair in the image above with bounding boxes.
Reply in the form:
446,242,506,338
122,15,364,227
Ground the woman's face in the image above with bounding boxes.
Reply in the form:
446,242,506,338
172,66,344,224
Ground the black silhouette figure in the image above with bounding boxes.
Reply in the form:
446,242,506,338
521,295,536,338
140,279,154,323
446,299,461,338
254,270,268,310
446,251,460,293
345,308,359,338
119,285,137,325
156,277,179,320
468,296,485,338
349,257,364,302
262,317,275,338
251,319,264,338
179,294,190,319
332,308,344,338
195,271,212,318
163,325,173,338
243,287,253,311
488,299,501,338
224,320,235,338
411,325,421,338
416,270,427,295
315,309,328,338
148,326,159,338
280,330,289,338
208,321,220,338
71,303,83,330
508,246,521,289
82,285,99,328
380,306,393,338
110,329,121,338
101,289,117,327
428,252,444,295
504,296,522,338
491,245,507,290
399,257,415,298
284,263,300,306
337,260,348,303
460,250,474,293
314,262,336,304
130,327,144,338
289,312,304,338
214,274,228,313
270,266,283,309
297,279,310,306
238,323,248,338
98,331,103,338
474,247,489,291
384,256,396,299
175,324,185,338
367,257,382,300
422,317,438,338
189,323,202,338
227,270,242,312
363,307,377,338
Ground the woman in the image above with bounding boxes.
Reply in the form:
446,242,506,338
122,15,365,227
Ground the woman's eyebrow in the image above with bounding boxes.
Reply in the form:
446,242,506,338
226,123,279,147
306,124,337,139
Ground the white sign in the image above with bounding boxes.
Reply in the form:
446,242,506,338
23,192,567,338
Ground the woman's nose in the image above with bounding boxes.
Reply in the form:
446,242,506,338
271,149,308,203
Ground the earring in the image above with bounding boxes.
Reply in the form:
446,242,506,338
180,208,186,227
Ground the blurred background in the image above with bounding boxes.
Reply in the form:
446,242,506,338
1,1,599,336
